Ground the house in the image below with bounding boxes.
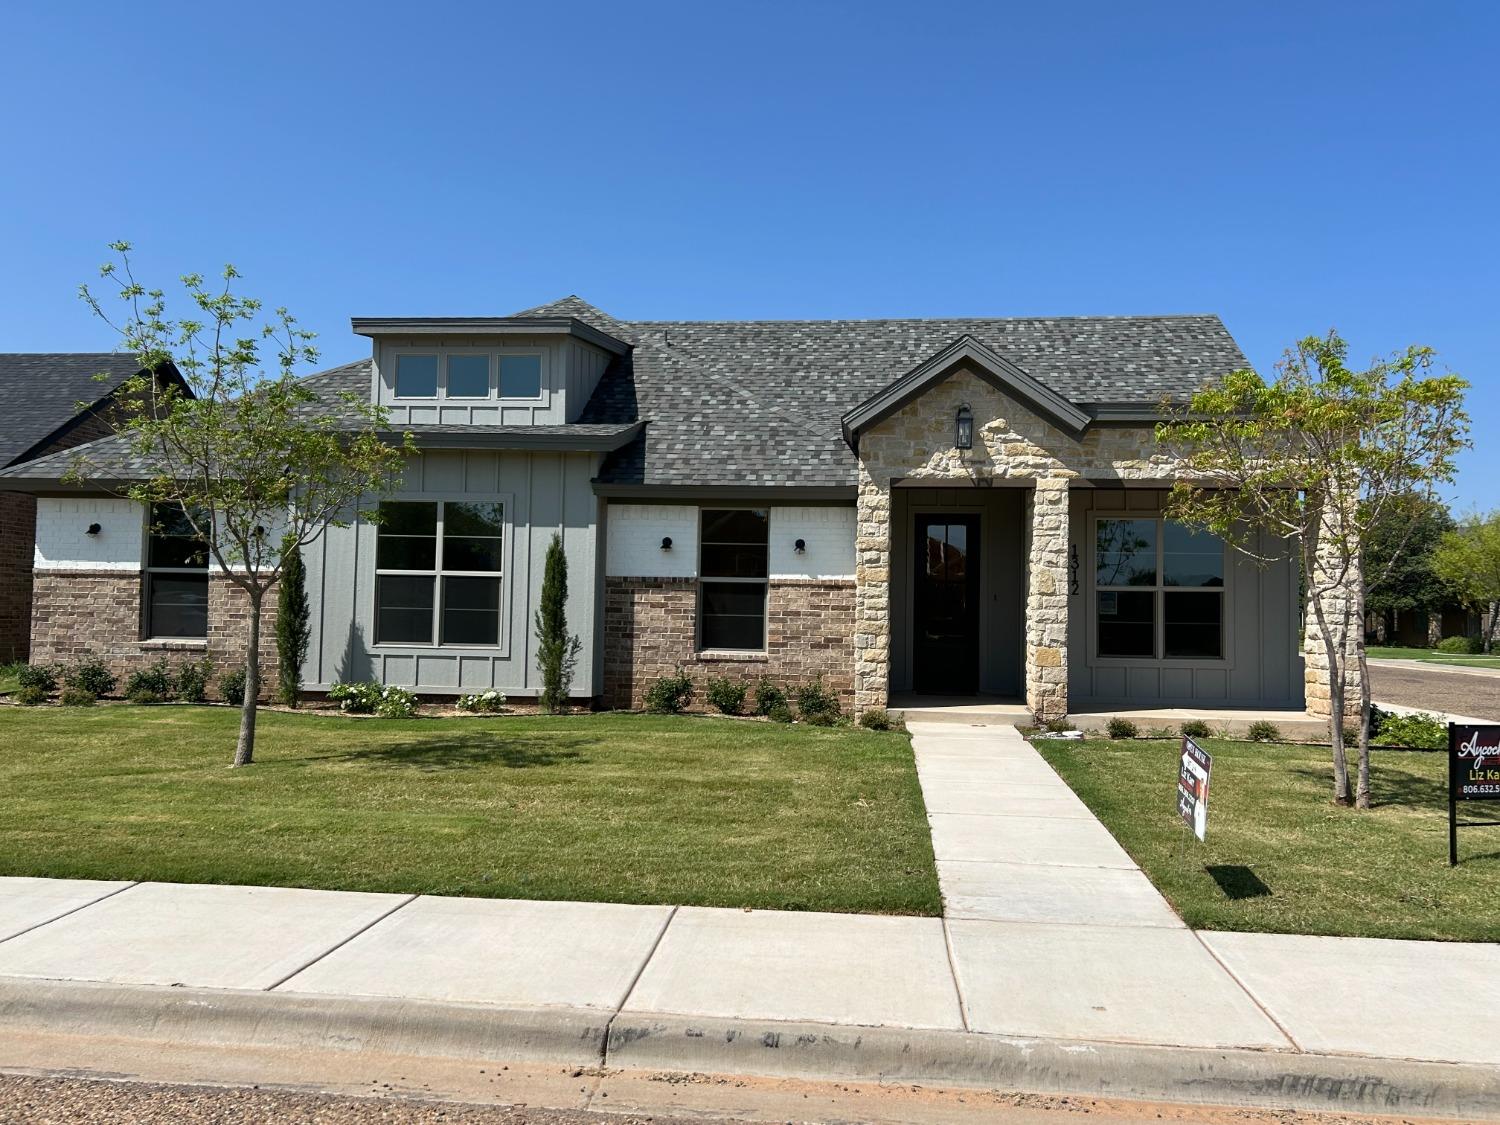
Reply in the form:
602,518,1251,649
0,298,1316,718
0,354,186,663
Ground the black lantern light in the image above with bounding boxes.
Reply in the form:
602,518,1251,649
793,538,806,554
955,405,974,450
660,536,673,551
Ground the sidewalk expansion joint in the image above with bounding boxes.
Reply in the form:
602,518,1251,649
1190,928,1304,1053
939,916,972,1031
262,893,418,992
0,881,139,948
600,903,678,1068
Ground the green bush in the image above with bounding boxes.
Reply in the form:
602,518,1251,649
753,678,787,717
124,660,174,704
1374,710,1446,750
794,679,841,723
15,663,58,695
1180,719,1211,739
1105,717,1139,739
14,684,47,706
858,708,893,731
766,700,794,723
329,681,419,718
704,676,748,715
644,669,693,714
218,668,247,706
1436,635,1483,654
1044,717,1072,733
1246,720,1281,743
63,658,116,698
176,659,212,704
59,686,96,707
456,689,507,713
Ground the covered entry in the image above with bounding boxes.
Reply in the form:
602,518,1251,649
890,485,1025,699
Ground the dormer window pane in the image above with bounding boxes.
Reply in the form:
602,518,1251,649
395,354,438,397
499,355,542,398
446,355,490,398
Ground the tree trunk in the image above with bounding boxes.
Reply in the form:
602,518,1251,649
1311,590,1353,806
1355,632,1373,809
233,587,263,768
1486,601,1498,655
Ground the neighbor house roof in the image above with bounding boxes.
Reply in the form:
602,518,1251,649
0,353,162,468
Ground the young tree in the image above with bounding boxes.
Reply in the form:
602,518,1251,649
1157,331,1468,808
1432,511,1500,653
276,543,312,707
1363,493,1457,643
77,242,410,766
534,533,582,713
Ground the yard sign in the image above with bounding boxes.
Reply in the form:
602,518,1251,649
1177,736,1211,842
1448,723,1500,866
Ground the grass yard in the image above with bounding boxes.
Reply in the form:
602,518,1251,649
1367,644,1500,670
0,707,940,916
1034,737,1500,941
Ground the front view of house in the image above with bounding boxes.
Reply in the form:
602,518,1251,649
1,298,1312,719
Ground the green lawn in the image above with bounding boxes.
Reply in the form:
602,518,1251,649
0,708,940,916
1034,737,1500,941
1366,645,1500,670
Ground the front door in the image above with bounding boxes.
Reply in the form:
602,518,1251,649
913,514,981,695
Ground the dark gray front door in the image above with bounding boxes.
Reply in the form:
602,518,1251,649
913,514,980,695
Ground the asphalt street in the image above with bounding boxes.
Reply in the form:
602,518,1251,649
1369,662,1500,722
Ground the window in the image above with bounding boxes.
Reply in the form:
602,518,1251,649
699,508,768,651
446,355,490,398
499,355,542,398
145,503,209,638
395,354,438,397
374,500,504,646
1095,517,1224,660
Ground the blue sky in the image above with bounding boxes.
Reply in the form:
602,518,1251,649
3,2,1495,507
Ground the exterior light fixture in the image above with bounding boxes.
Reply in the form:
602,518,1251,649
955,405,974,451
660,536,673,551
794,538,806,553
85,523,101,536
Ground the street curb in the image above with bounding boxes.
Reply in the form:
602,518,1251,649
3,978,1498,1119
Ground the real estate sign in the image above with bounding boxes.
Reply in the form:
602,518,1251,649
1177,736,1211,842
1449,724,1500,865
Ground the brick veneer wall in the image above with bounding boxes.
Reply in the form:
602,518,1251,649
602,576,855,710
0,493,36,662
30,570,279,700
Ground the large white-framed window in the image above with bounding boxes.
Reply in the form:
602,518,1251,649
144,502,209,639
698,508,769,651
374,500,504,646
1094,516,1225,661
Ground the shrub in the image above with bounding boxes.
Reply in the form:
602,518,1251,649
1044,717,1072,733
766,700,794,723
218,668,247,706
1105,717,1139,739
1246,720,1281,743
753,678,787,717
858,708,893,731
1374,710,1446,750
14,684,47,706
794,679,841,723
644,669,693,714
276,543,311,707
59,686,96,707
328,681,419,718
456,689,507,714
1180,719,1211,739
1436,634,1483,654
124,660,174,704
373,685,419,719
705,677,748,715
63,658,116,698
176,659,212,704
15,663,58,695
534,533,582,714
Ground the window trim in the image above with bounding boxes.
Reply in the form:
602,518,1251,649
370,496,513,653
696,506,770,654
1087,513,1231,667
142,502,210,641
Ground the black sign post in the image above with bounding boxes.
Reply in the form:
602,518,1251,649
1448,723,1500,865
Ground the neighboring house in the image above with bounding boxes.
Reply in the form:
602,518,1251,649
0,354,185,662
0,299,1312,718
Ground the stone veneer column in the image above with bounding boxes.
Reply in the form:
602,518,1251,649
853,466,891,712
1025,477,1071,721
1303,497,1364,723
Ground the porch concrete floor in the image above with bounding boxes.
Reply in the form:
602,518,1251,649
888,694,1032,725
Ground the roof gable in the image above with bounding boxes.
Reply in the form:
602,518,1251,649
0,353,157,467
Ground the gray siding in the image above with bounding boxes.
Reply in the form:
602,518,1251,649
1067,488,1304,709
303,449,601,697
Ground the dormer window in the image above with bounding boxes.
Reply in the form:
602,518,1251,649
446,355,490,398
499,355,542,399
395,354,438,398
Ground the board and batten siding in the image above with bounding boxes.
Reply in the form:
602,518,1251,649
303,449,602,696
604,503,855,579
1067,488,1304,709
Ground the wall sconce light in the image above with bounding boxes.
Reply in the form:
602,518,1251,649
955,405,974,451
794,538,806,554
660,536,673,551
85,523,101,536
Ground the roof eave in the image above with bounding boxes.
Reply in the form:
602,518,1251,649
350,316,631,356
382,422,644,453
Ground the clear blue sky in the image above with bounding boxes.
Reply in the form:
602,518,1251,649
3,2,1495,507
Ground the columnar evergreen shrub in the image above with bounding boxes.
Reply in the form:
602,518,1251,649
534,534,582,714
276,543,311,707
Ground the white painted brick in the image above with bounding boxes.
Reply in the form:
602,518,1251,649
605,503,699,578
769,506,855,579
34,498,144,571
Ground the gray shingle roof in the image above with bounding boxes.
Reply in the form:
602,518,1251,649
518,296,1249,489
0,353,151,467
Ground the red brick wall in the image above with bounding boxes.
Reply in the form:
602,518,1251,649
602,576,855,710
30,570,279,699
